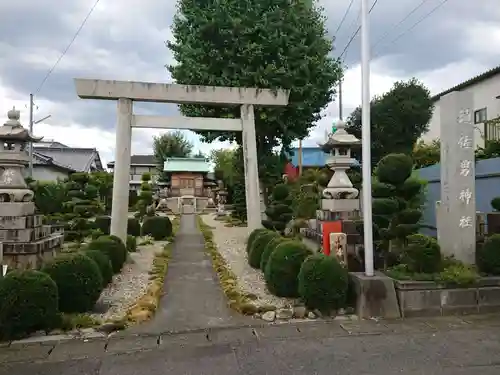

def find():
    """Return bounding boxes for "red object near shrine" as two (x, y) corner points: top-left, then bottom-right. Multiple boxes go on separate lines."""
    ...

(321, 221), (342, 255)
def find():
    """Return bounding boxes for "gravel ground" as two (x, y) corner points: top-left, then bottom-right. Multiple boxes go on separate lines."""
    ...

(90, 240), (168, 322)
(201, 214), (297, 309)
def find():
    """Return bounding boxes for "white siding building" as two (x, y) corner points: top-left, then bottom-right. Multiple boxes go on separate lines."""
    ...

(107, 155), (165, 192)
(422, 66), (500, 149)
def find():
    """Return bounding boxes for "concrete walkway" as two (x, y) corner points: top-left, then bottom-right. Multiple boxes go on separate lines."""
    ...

(3, 316), (500, 374)
(130, 214), (250, 334)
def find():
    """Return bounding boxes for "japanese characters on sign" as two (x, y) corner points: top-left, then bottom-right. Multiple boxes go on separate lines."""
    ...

(456, 112), (474, 230)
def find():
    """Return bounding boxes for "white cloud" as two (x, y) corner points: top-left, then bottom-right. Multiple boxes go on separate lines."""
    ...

(1, 0), (499, 165)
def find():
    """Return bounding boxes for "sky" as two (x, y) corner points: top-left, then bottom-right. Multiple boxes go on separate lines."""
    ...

(0, 0), (499, 167)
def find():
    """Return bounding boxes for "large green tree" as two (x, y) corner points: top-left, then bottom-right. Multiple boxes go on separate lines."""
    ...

(346, 78), (433, 166)
(167, 0), (342, 154)
(211, 148), (237, 187)
(412, 139), (440, 169)
(153, 131), (194, 163)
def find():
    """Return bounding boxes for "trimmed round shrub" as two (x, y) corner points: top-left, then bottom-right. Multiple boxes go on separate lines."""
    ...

(109, 234), (125, 247)
(142, 216), (172, 240)
(87, 236), (127, 273)
(298, 254), (349, 313)
(246, 228), (268, 254)
(260, 236), (290, 271)
(94, 216), (111, 235)
(83, 249), (113, 286)
(0, 270), (59, 340)
(376, 153), (413, 186)
(127, 217), (141, 236)
(478, 234), (500, 275)
(402, 234), (442, 274)
(492, 197), (500, 211)
(248, 231), (279, 269)
(127, 234), (137, 252)
(41, 253), (103, 313)
(264, 241), (312, 297)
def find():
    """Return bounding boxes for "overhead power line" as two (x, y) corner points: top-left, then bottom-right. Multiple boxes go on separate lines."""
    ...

(371, 0), (432, 50)
(335, 0), (356, 36)
(34, 0), (101, 95)
(373, 0), (450, 57)
(339, 0), (380, 60)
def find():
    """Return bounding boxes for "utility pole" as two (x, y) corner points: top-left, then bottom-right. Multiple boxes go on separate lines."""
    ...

(28, 93), (34, 177)
(361, 0), (374, 276)
(338, 79), (343, 120)
(298, 139), (303, 176)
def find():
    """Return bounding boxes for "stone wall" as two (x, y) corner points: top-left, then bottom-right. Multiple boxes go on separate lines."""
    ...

(395, 278), (500, 317)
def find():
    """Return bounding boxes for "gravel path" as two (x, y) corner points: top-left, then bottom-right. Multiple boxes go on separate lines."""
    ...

(91, 240), (168, 322)
(201, 214), (297, 309)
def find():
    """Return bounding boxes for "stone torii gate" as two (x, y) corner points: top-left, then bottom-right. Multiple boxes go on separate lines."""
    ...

(73, 79), (289, 242)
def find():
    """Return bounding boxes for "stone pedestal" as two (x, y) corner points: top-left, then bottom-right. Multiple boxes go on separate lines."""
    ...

(0, 108), (63, 271)
(350, 272), (401, 319)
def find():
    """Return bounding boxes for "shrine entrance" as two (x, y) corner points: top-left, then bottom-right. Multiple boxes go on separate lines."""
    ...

(73, 79), (289, 242)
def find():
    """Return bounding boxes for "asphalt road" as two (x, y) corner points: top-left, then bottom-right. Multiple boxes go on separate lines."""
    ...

(2, 317), (500, 375)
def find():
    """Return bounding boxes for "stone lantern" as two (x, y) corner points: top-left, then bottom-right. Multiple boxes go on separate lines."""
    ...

(315, 120), (361, 264)
(319, 120), (361, 214)
(0, 108), (63, 271)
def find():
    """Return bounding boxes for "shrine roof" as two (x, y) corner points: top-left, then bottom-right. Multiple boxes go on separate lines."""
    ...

(163, 157), (210, 173)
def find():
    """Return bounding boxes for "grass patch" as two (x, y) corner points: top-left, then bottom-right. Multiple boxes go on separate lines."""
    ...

(119, 217), (179, 326)
(196, 216), (261, 316)
(60, 313), (101, 331)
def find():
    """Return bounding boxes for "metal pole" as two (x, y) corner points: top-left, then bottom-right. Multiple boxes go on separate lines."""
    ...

(361, 0), (374, 276)
(339, 79), (343, 120)
(28, 93), (34, 177)
(298, 139), (303, 176)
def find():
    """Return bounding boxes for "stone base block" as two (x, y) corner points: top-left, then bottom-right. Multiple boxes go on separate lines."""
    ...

(0, 225), (51, 242)
(3, 233), (64, 255)
(321, 199), (360, 212)
(350, 272), (401, 319)
(3, 234), (63, 270)
(0, 215), (43, 229)
(0, 202), (35, 217)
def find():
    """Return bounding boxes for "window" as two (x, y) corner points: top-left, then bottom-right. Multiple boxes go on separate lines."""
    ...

(180, 179), (194, 189)
(474, 108), (487, 124)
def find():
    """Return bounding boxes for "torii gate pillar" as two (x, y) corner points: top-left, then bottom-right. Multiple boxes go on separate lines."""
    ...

(74, 79), (289, 242)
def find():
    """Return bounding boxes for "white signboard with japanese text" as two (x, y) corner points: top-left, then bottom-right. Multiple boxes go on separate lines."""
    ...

(439, 90), (476, 264)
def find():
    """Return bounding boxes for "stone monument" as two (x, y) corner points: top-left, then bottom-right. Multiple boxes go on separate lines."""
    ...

(0, 108), (63, 270)
(436, 91), (476, 264)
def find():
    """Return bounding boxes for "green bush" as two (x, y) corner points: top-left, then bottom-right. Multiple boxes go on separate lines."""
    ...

(402, 234), (442, 274)
(298, 254), (349, 313)
(87, 236), (127, 273)
(83, 249), (113, 286)
(248, 231), (279, 269)
(127, 217), (141, 236)
(262, 184), (293, 233)
(264, 240), (312, 297)
(0, 270), (60, 340)
(491, 197), (500, 211)
(246, 228), (268, 254)
(127, 234), (137, 252)
(478, 234), (500, 275)
(41, 253), (103, 313)
(260, 236), (289, 271)
(142, 216), (172, 240)
(94, 216), (111, 235)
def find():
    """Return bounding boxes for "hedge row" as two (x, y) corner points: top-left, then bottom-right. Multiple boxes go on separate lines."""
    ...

(246, 228), (349, 313)
(94, 216), (172, 240)
(0, 234), (129, 341)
